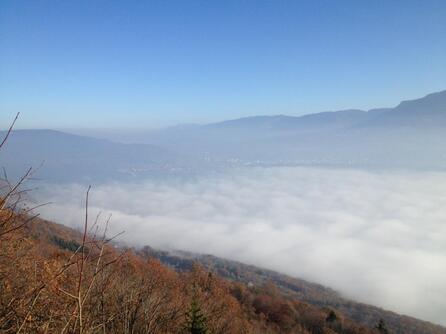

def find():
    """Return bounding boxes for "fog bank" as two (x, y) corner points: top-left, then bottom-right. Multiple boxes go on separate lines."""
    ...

(37, 167), (446, 326)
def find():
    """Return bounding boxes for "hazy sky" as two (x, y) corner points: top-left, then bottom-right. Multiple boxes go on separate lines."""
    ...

(1, 0), (446, 128)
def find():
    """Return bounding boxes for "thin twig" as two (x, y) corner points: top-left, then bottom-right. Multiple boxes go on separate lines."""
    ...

(0, 112), (19, 150)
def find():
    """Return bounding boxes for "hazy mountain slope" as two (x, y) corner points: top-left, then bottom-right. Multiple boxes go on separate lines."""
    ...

(362, 90), (446, 127)
(205, 109), (370, 132)
(0, 129), (195, 183)
(135, 90), (446, 169)
(204, 90), (446, 131)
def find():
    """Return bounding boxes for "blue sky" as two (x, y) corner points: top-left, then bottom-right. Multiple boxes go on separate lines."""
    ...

(1, 0), (446, 129)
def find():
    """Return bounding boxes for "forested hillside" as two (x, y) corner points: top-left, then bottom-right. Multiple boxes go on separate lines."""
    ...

(1, 211), (383, 334)
(141, 248), (446, 334)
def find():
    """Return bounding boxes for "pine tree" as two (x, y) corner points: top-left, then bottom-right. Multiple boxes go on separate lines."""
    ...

(184, 298), (208, 334)
(326, 310), (337, 323)
(326, 309), (343, 332)
(376, 318), (389, 334)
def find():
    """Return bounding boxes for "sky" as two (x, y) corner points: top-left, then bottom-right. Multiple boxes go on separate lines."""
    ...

(1, 0), (446, 129)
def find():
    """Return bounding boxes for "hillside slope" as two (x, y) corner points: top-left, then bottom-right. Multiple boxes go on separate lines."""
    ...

(1, 213), (384, 334)
(140, 247), (446, 334)
(0, 129), (197, 183)
(2, 212), (442, 334)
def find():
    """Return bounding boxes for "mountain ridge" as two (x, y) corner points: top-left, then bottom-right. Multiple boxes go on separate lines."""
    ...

(203, 89), (446, 130)
(3, 89), (446, 184)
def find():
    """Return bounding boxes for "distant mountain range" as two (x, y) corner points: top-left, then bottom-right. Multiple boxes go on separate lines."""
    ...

(1, 90), (446, 183)
(117, 90), (446, 170)
(136, 90), (445, 135)
(204, 90), (446, 130)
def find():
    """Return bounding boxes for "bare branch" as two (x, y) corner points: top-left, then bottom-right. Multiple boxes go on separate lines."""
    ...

(0, 112), (19, 150)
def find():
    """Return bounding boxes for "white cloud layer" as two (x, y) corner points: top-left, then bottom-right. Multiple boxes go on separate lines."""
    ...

(37, 167), (446, 326)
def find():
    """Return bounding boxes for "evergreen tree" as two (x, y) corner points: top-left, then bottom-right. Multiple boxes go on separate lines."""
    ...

(376, 318), (389, 334)
(184, 298), (208, 334)
(326, 309), (343, 332)
(326, 310), (337, 323)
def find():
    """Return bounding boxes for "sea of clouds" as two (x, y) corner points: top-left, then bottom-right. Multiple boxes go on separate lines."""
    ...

(36, 167), (446, 326)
